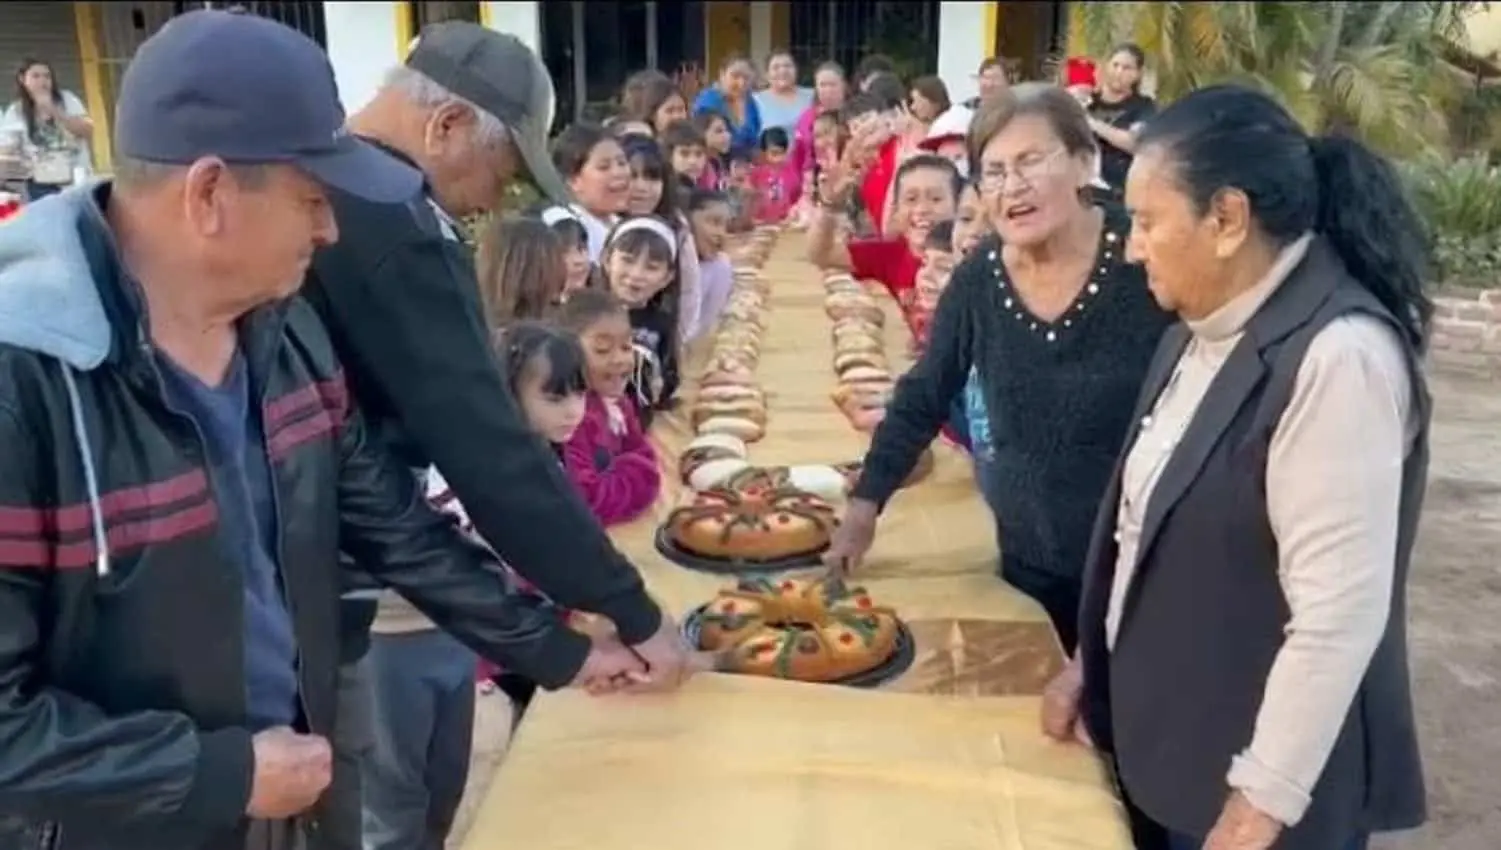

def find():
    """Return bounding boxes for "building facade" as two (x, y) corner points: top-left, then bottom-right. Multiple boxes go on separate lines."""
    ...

(2, 1), (1072, 174)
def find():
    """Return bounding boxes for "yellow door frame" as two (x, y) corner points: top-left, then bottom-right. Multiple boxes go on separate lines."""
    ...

(1066, 3), (1087, 56)
(983, 2), (999, 59)
(73, 2), (112, 173)
(397, 2), (416, 55)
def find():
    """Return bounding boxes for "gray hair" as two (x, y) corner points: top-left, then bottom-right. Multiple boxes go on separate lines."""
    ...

(382, 66), (510, 148)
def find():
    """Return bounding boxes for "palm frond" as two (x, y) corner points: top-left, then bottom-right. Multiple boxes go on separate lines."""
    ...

(1322, 44), (1445, 155)
(1072, 0), (1470, 154)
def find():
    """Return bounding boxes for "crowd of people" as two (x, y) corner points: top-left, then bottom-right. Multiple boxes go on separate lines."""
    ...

(0, 9), (1433, 850)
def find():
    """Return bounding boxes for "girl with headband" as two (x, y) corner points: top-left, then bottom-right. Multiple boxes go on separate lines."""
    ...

(600, 216), (683, 425)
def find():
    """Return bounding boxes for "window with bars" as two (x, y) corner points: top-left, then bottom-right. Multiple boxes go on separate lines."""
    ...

(84, 1), (328, 170)
(786, 1), (940, 84)
(539, 1), (705, 125)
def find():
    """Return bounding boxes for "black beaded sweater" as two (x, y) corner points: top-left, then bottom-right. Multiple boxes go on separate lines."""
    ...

(852, 205), (1173, 579)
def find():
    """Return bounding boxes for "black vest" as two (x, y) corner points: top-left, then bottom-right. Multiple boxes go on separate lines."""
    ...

(1077, 240), (1428, 846)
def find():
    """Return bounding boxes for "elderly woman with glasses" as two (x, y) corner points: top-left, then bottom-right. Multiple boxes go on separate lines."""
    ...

(825, 84), (1173, 656)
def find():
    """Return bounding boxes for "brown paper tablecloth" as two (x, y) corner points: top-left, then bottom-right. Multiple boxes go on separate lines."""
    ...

(461, 234), (1131, 849)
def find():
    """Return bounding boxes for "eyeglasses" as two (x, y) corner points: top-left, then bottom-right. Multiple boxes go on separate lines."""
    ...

(977, 148), (1068, 192)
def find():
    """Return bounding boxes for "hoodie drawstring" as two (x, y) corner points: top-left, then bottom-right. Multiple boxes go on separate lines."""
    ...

(59, 365), (110, 577)
(630, 342), (661, 411)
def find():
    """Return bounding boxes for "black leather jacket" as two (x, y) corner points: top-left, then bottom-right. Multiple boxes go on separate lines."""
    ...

(0, 186), (590, 849)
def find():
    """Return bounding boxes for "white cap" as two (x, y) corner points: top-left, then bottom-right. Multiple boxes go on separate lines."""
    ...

(918, 105), (974, 150)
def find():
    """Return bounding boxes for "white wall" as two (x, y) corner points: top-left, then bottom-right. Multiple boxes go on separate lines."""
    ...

(936, 1), (990, 104)
(324, 1), (402, 114)
(482, 1), (540, 52)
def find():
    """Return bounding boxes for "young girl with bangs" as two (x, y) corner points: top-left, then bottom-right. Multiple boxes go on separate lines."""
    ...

(620, 133), (704, 350)
(681, 187), (735, 342)
(692, 110), (734, 189)
(475, 217), (570, 325)
(557, 290), (663, 524)
(546, 215), (595, 298)
(425, 322), (589, 751)
(599, 216), (683, 424)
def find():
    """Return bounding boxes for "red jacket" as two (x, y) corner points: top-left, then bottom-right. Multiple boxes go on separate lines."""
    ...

(859, 138), (901, 237)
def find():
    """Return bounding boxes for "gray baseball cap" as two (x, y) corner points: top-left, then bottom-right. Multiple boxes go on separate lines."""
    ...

(113, 9), (421, 203)
(406, 23), (572, 205)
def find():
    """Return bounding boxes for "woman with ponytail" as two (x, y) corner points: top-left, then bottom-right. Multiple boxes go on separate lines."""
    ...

(1046, 85), (1430, 850)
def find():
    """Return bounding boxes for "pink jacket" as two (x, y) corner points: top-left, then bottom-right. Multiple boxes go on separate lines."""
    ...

(561, 393), (661, 525)
(787, 105), (825, 203)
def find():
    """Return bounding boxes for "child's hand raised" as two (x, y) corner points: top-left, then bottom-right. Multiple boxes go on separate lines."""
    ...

(816, 161), (858, 208)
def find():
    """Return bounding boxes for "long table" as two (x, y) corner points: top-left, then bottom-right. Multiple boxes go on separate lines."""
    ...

(461, 234), (1131, 849)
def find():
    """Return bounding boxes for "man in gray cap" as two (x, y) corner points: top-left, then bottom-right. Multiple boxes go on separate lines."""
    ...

(0, 11), (647, 850)
(300, 21), (693, 850)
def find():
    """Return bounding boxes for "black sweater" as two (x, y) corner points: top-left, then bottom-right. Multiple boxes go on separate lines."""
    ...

(852, 206), (1173, 579)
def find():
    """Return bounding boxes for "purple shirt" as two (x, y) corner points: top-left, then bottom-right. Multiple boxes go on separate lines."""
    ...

(685, 255), (734, 342)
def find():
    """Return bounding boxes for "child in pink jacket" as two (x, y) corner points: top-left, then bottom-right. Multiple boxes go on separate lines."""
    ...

(557, 289), (662, 524)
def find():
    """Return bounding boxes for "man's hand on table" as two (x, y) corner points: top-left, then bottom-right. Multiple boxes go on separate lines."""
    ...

(1203, 792), (1282, 850)
(566, 615), (698, 694)
(824, 498), (878, 574)
(572, 634), (650, 695)
(624, 616), (697, 693)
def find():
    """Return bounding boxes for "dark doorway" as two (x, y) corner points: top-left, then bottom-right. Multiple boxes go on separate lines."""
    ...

(787, 1), (939, 84)
(541, 0), (704, 125)
(993, 2), (1067, 82)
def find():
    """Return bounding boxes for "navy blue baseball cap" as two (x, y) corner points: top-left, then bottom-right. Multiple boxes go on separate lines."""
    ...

(113, 9), (420, 203)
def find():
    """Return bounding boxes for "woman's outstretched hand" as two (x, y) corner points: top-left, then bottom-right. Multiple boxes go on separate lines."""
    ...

(824, 497), (879, 575)
(1041, 654), (1091, 746)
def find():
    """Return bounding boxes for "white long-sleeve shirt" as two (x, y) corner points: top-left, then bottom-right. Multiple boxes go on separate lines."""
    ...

(1106, 234), (1414, 826)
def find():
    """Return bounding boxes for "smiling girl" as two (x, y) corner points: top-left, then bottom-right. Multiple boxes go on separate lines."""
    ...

(557, 290), (663, 524)
(692, 110), (734, 189)
(621, 134), (702, 339)
(546, 215), (594, 298)
(600, 216), (683, 422)
(476, 217), (569, 326)
(681, 187), (735, 343)
(432, 320), (589, 707)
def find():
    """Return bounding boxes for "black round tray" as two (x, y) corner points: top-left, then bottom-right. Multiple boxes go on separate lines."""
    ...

(654, 526), (828, 575)
(681, 604), (915, 689)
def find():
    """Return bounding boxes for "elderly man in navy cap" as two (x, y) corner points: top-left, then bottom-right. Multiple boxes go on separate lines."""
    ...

(0, 12), (646, 850)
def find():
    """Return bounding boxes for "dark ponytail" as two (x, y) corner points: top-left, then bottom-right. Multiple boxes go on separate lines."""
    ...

(1137, 85), (1433, 351)
(1309, 135), (1432, 351)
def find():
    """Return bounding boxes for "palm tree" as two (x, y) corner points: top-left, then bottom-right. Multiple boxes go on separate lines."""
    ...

(1070, 2), (1483, 156)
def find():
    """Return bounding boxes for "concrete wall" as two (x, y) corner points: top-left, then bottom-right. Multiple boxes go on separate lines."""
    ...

(325, 1), (542, 113)
(325, 1), (403, 113)
(482, 1), (539, 52)
(936, 2), (993, 104)
(1432, 289), (1501, 375)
